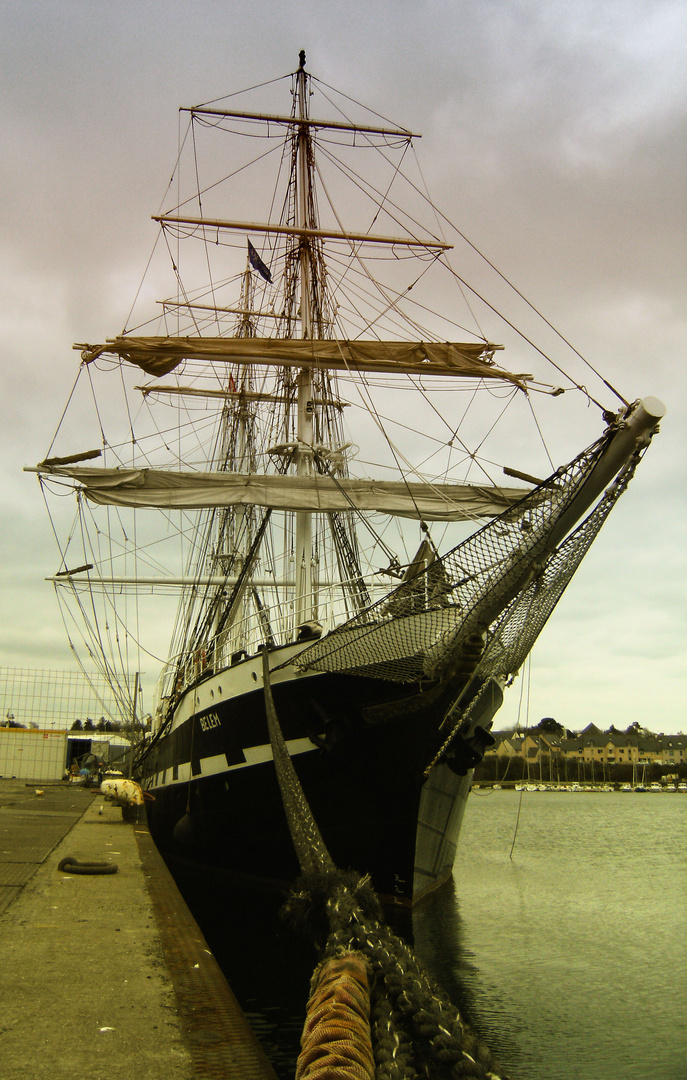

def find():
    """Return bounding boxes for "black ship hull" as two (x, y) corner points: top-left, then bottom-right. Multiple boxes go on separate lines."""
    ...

(142, 645), (502, 903)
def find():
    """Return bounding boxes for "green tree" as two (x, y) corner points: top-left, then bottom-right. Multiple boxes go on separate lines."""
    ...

(536, 717), (565, 735)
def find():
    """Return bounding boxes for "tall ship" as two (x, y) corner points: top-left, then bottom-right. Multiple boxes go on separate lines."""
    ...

(32, 54), (663, 904)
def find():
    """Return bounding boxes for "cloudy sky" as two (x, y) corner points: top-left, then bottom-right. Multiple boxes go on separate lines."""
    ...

(1, 0), (685, 734)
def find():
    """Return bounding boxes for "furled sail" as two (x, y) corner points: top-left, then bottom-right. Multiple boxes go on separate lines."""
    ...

(43, 466), (528, 520)
(78, 336), (529, 386)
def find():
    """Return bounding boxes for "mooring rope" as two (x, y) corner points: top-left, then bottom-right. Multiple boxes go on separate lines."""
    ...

(262, 649), (334, 875)
(262, 649), (508, 1080)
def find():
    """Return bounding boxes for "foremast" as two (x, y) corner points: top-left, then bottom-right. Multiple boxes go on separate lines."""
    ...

(294, 50), (316, 628)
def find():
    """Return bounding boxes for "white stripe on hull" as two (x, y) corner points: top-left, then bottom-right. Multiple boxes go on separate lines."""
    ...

(150, 736), (320, 789)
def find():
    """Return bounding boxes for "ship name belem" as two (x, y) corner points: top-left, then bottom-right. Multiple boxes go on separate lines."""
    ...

(199, 712), (222, 732)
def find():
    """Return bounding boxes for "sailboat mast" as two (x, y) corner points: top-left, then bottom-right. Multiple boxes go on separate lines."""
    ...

(294, 51), (314, 627)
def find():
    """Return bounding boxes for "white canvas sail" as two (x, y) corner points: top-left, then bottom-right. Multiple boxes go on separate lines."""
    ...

(44, 465), (528, 519)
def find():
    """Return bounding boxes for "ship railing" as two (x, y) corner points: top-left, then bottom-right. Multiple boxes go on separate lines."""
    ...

(158, 574), (390, 701)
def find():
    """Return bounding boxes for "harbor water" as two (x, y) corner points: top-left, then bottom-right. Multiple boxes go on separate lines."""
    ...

(170, 789), (687, 1080)
(420, 789), (687, 1080)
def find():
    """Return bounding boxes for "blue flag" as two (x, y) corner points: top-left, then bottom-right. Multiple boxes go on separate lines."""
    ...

(248, 240), (272, 283)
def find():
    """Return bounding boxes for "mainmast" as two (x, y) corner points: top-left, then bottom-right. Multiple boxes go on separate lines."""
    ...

(294, 50), (315, 628)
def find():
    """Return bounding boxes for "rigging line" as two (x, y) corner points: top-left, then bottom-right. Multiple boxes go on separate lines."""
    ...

(345, 133), (617, 401)
(195, 72), (292, 111)
(324, 246), (480, 337)
(40, 479), (83, 580)
(117, 359), (137, 451)
(122, 112), (193, 337)
(324, 252), (425, 340)
(441, 259), (609, 412)
(462, 391), (524, 484)
(398, 153), (629, 406)
(367, 137), (413, 233)
(525, 393), (556, 472)
(122, 230), (166, 337)
(167, 141), (284, 216)
(314, 158), (444, 339)
(406, 377), (521, 489)
(509, 652), (532, 860)
(309, 448), (399, 572)
(192, 450), (297, 652)
(76, 499), (171, 663)
(69, 504), (131, 715)
(191, 117), (221, 331)
(187, 508), (251, 651)
(129, 487), (143, 686)
(192, 114), (286, 140)
(85, 364), (108, 450)
(160, 229), (203, 335)
(311, 75), (415, 140)
(334, 239), (445, 341)
(155, 112), (194, 219)
(330, 343), (433, 525)
(410, 145), (487, 341)
(92, 501), (134, 695)
(316, 140), (447, 250)
(254, 129), (295, 286)
(344, 374), (494, 497)
(55, 592), (132, 725)
(44, 365), (86, 460)
(177, 512), (218, 646)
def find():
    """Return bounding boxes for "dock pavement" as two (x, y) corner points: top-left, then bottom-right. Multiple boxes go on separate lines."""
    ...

(0, 778), (278, 1080)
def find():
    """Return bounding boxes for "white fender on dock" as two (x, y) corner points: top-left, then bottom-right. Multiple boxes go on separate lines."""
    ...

(100, 777), (145, 807)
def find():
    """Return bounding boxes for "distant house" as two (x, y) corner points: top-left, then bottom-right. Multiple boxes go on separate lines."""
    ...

(485, 727), (686, 771)
(637, 735), (687, 765)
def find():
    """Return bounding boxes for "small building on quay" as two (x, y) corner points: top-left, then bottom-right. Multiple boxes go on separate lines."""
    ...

(0, 724), (132, 782)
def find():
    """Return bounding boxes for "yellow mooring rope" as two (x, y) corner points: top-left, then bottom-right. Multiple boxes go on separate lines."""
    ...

(296, 952), (375, 1080)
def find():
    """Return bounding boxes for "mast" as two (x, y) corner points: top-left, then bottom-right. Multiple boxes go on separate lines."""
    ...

(295, 50), (314, 628)
(223, 264), (254, 653)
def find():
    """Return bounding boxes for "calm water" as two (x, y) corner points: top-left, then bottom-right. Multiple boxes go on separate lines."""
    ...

(170, 790), (687, 1080)
(420, 790), (687, 1080)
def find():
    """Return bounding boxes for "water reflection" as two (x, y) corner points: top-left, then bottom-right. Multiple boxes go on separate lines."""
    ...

(411, 880), (477, 1023)
(411, 880), (526, 1075)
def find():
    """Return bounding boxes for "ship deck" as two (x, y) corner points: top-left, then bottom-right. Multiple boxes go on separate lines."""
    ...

(0, 778), (277, 1080)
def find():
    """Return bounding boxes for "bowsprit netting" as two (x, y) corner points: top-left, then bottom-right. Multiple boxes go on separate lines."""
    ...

(295, 428), (645, 685)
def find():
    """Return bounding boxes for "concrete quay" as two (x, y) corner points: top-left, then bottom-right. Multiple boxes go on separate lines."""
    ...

(0, 779), (278, 1080)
